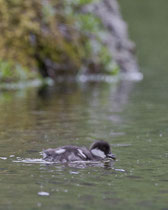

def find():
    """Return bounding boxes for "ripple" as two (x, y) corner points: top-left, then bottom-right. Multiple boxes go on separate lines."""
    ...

(13, 158), (53, 164)
(38, 191), (50, 196)
(13, 158), (115, 168)
(115, 169), (125, 172)
(0, 157), (7, 160)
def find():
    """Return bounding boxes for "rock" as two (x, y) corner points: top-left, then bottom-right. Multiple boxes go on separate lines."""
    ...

(84, 0), (139, 73)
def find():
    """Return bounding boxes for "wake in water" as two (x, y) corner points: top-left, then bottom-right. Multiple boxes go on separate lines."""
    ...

(13, 158), (114, 168)
(11, 157), (124, 171)
(0, 155), (125, 171)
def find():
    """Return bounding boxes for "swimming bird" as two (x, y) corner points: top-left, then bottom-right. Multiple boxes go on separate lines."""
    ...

(42, 140), (116, 163)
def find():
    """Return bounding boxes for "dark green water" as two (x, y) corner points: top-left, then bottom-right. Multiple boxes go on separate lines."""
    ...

(0, 0), (168, 209)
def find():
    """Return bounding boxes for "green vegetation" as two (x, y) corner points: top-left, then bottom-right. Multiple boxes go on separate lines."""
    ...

(0, 0), (119, 83)
(0, 59), (38, 82)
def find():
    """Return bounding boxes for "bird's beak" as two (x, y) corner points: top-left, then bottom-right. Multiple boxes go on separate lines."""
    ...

(107, 153), (116, 160)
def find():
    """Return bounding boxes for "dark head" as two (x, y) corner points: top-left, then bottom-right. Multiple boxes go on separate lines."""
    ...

(90, 140), (116, 160)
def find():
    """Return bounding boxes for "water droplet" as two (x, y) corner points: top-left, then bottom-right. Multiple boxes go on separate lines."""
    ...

(115, 169), (125, 172)
(10, 155), (15, 158)
(64, 189), (68, 193)
(69, 171), (79, 175)
(0, 157), (7, 160)
(38, 191), (50, 196)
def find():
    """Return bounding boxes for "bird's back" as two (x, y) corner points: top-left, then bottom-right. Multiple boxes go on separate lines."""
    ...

(42, 145), (93, 162)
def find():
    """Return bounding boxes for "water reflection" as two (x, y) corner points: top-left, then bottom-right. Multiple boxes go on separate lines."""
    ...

(37, 79), (135, 112)
(0, 79), (136, 161)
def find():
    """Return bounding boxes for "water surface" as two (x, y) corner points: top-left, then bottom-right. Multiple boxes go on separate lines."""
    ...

(0, 77), (167, 210)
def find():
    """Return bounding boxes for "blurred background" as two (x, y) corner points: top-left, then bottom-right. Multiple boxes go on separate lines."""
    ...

(0, 0), (139, 85)
(0, 0), (168, 209)
(119, 0), (168, 79)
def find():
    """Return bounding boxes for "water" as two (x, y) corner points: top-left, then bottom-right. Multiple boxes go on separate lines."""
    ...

(0, 78), (167, 210)
(0, 0), (168, 209)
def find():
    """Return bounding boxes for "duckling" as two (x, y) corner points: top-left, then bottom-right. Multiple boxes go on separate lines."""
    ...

(42, 140), (116, 163)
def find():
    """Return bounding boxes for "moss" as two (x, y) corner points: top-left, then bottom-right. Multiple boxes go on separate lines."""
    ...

(0, 0), (119, 83)
(0, 60), (38, 82)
